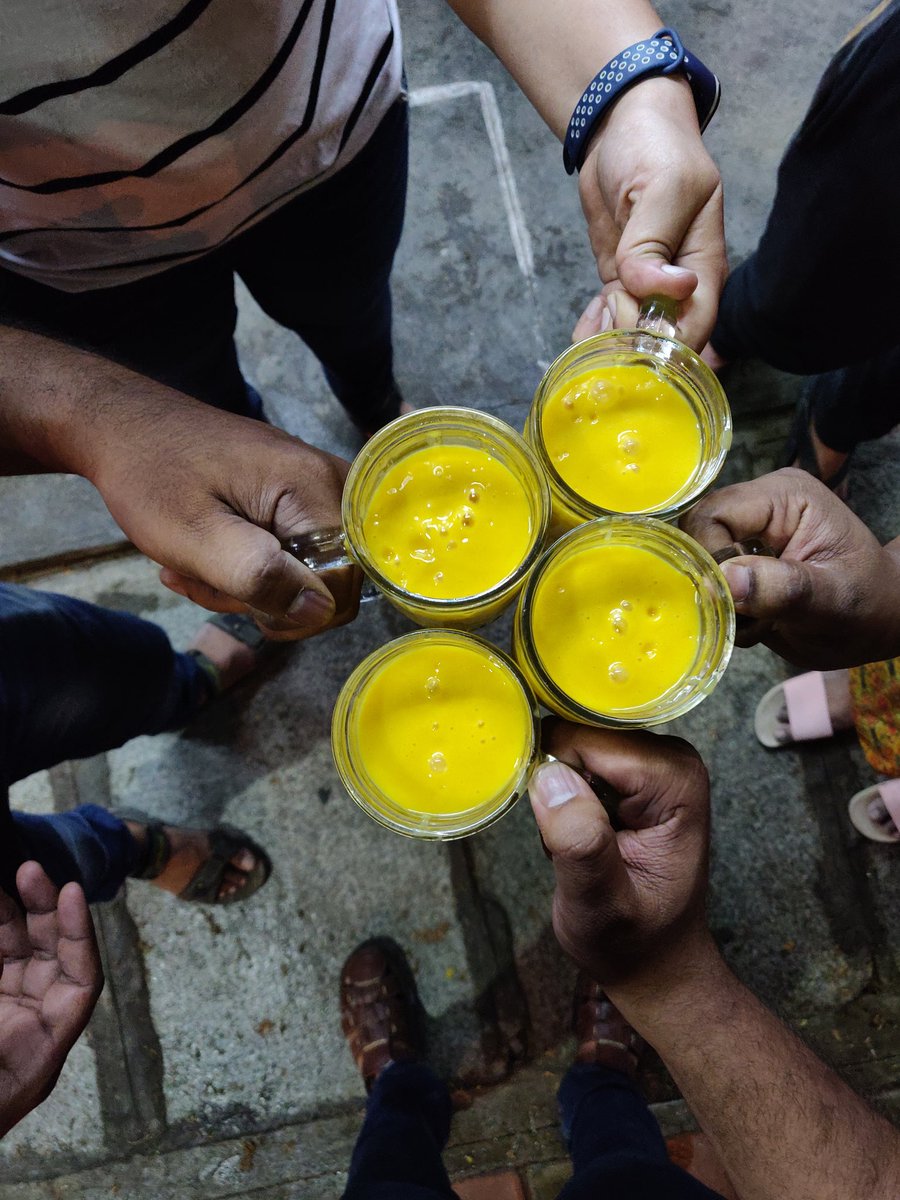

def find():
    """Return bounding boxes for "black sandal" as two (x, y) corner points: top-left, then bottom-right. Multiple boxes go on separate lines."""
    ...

(784, 391), (853, 495)
(118, 808), (272, 906)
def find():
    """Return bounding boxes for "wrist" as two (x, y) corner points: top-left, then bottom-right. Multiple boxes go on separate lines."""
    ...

(580, 73), (699, 169)
(605, 930), (733, 1033)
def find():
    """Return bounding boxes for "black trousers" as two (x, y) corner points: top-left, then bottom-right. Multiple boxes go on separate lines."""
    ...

(341, 1062), (725, 1199)
(711, 1), (900, 451)
(0, 98), (409, 431)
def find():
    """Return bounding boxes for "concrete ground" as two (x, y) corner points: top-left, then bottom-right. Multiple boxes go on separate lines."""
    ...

(2, 1), (898, 1196)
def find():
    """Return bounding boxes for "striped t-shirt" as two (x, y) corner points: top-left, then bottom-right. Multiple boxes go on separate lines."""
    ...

(0, 0), (403, 291)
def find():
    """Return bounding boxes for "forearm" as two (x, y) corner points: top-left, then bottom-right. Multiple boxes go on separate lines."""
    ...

(0, 323), (179, 479)
(445, 0), (693, 139)
(610, 944), (900, 1200)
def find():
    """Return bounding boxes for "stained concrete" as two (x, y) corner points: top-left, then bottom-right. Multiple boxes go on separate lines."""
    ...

(2, 0), (898, 1193)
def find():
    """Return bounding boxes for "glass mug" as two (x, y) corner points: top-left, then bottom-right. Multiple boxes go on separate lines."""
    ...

(332, 628), (541, 840)
(525, 297), (732, 531)
(288, 407), (551, 629)
(513, 516), (735, 728)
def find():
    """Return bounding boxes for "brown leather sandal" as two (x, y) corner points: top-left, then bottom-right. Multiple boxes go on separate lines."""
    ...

(339, 937), (425, 1091)
(573, 972), (644, 1076)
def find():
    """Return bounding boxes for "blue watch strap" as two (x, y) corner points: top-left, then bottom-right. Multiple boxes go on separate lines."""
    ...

(563, 27), (721, 175)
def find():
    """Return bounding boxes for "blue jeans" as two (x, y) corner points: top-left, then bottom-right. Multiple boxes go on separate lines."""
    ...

(341, 1062), (726, 1199)
(0, 584), (210, 904)
(0, 97), (409, 431)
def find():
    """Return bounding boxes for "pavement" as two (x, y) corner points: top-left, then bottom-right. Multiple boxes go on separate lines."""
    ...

(1, 2), (898, 1196)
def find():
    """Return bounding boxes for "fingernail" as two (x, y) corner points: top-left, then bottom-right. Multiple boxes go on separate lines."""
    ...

(660, 263), (692, 277)
(531, 762), (580, 809)
(722, 562), (751, 603)
(583, 294), (604, 323)
(606, 293), (617, 323)
(286, 588), (334, 624)
(598, 306), (612, 334)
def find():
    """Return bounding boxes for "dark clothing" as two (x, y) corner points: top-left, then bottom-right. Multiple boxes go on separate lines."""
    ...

(711, 2), (900, 452)
(341, 1061), (726, 1199)
(0, 583), (210, 903)
(0, 97), (409, 431)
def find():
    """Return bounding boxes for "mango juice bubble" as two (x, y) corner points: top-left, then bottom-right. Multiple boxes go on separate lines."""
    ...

(526, 325), (731, 527)
(361, 444), (532, 601)
(332, 630), (539, 839)
(530, 543), (700, 713)
(341, 407), (550, 628)
(514, 518), (735, 728)
(541, 364), (702, 515)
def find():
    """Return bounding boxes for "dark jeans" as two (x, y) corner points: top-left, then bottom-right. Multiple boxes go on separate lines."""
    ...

(0, 584), (210, 904)
(0, 98), (409, 431)
(341, 1062), (726, 1200)
(711, 0), (900, 451)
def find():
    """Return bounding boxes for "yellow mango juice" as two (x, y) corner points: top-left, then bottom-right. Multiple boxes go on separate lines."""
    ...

(361, 444), (532, 601)
(333, 632), (539, 838)
(540, 364), (701, 517)
(512, 518), (736, 727)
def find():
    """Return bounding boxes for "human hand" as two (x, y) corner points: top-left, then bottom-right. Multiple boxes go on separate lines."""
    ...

(572, 78), (726, 351)
(0, 863), (103, 1138)
(682, 468), (900, 668)
(528, 720), (714, 994)
(88, 392), (359, 640)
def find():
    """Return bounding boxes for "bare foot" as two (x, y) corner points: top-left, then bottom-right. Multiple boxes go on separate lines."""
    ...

(866, 792), (900, 841)
(773, 669), (854, 745)
(125, 821), (261, 901)
(189, 620), (263, 693)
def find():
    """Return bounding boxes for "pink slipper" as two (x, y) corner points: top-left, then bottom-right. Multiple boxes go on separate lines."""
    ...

(754, 672), (834, 749)
(848, 779), (900, 844)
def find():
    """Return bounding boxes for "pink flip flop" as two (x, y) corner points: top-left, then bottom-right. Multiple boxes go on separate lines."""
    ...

(754, 672), (834, 749)
(848, 778), (900, 844)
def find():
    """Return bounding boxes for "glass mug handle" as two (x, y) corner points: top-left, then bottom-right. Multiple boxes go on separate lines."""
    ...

(635, 294), (679, 340)
(282, 527), (378, 624)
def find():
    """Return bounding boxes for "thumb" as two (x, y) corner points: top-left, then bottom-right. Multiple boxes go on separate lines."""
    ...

(615, 182), (699, 305)
(721, 555), (822, 624)
(529, 761), (632, 911)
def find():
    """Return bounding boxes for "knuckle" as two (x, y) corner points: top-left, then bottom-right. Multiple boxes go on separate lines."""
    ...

(232, 542), (291, 608)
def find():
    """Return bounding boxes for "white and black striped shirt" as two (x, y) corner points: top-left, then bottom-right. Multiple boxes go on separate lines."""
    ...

(0, 0), (403, 291)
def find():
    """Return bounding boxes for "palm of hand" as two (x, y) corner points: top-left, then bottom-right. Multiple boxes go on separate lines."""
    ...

(0, 866), (102, 1136)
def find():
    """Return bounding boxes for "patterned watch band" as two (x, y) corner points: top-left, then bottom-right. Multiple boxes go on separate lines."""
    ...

(563, 27), (721, 175)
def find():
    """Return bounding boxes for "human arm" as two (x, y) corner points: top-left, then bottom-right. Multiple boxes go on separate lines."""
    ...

(0, 863), (103, 1138)
(681, 467), (900, 667)
(0, 324), (358, 637)
(444, 0), (726, 348)
(528, 721), (900, 1200)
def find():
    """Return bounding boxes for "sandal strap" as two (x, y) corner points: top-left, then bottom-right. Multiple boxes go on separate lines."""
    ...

(177, 824), (271, 905)
(117, 809), (172, 881)
(205, 612), (269, 650)
(784, 672), (834, 743)
(185, 648), (224, 696)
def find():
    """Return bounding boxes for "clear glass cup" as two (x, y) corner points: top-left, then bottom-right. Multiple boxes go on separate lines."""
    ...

(525, 298), (732, 531)
(332, 629), (541, 840)
(513, 516), (735, 728)
(288, 407), (551, 629)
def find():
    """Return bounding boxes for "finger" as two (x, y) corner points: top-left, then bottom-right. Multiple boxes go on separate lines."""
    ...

(720, 555), (835, 628)
(17, 861), (61, 961)
(615, 186), (724, 350)
(167, 516), (336, 635)
(681, 468), (816, 555)
(55, 884), (103, 996)
(572, 294), (608, 342)
(529, 760), (633, 908)
(159, 568), (249, 614)
(0, 878), (29, 966)
(542, 720), (706, 831)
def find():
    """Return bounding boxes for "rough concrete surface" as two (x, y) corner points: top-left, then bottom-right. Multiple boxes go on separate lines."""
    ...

(2, 0), (898, 1195)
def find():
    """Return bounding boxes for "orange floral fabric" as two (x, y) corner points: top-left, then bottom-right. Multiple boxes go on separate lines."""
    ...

(849, 657), (900, 777)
